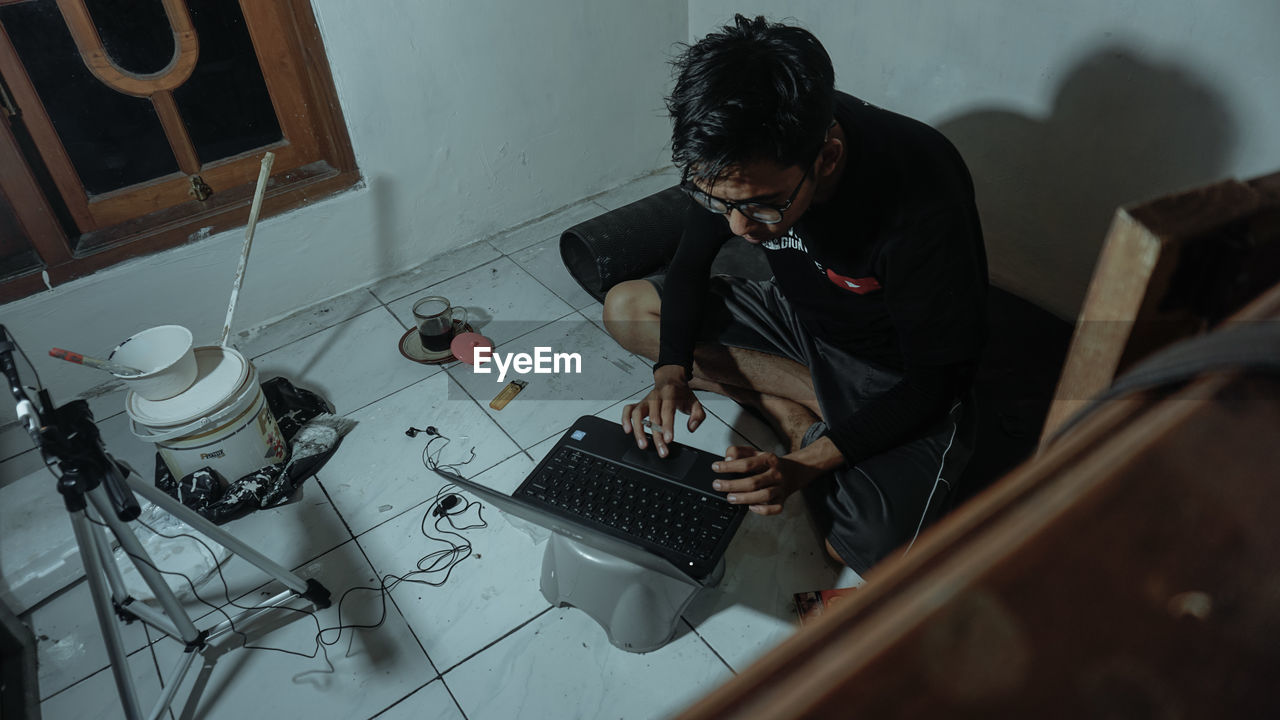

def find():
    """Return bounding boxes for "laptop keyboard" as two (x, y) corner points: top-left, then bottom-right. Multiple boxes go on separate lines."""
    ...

(515, 447), (738, 561)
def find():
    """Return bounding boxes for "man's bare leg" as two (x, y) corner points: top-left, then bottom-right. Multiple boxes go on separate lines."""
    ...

(690, 375), (817, 452)
(603, 279), (821, 451)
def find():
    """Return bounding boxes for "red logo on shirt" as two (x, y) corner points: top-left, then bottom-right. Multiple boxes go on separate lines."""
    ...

(826, 269), (882, 294)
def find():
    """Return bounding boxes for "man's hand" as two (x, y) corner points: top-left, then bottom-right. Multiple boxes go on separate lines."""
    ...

(710, 446), (818, 515)
(621, 365), (705, 457)
(710, 436), (845, 515)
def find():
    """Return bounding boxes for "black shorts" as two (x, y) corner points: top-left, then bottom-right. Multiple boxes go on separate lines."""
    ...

(648, 275), (974, 574)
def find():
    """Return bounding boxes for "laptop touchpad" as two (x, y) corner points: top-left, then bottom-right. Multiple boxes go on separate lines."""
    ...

(621, 444), (697, 479)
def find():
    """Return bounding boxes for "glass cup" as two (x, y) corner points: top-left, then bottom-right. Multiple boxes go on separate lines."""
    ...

(412, 296), (468, 352)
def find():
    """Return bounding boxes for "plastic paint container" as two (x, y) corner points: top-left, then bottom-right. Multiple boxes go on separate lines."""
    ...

(109, 325), (198, 401)
(126, 346), (286, 483)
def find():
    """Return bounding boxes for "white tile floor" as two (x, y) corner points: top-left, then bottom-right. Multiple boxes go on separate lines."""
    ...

(12, 168), (847, 720)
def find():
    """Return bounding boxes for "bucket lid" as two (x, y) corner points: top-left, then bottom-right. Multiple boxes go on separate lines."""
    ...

(126, 346), (249, 427)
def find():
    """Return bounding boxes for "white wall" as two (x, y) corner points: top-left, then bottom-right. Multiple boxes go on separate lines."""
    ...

(691, 0), (1280, 318)
(0, 0), (685, 444)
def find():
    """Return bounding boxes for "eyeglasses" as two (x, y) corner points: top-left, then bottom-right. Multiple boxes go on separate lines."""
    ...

(680, 162), (814, 224)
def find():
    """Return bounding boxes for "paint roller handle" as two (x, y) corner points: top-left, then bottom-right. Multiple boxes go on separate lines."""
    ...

(220, 151), (276, 347)
(49, 348), (144, 376)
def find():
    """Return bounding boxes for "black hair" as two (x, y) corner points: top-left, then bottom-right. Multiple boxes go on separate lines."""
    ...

(666, 14), (836, 184)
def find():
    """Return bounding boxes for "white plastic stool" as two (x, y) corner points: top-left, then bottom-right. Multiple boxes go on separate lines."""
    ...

(539, 532), (725, 653)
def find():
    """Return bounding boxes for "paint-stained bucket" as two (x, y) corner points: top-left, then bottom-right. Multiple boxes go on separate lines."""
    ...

(126, 346), (287, 482)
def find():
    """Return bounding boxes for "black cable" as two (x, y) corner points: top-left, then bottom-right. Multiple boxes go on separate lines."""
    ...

(80, 481), (487, 666)
(421, 432), (477, 476)
(53, 418), (489, 668)
(1, 324), (43, 395)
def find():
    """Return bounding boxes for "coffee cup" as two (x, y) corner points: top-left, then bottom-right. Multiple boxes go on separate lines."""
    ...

(412, 296), (468, 352)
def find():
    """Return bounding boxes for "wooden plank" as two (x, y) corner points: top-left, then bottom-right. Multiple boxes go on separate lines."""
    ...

(1039, 209), (1167, 439)
(1039, 177), (1272, 444)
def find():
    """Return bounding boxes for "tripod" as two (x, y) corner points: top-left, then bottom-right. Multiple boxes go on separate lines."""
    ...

(1, 327), (330, 720)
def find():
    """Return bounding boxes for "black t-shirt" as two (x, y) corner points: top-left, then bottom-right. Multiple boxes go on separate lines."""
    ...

(657, 92), (989, 464)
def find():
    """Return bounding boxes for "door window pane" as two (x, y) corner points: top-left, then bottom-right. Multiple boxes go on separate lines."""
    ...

(173, 0), (282, 164)
(84, 0), (173, 75)
(0, 0), (179, 195)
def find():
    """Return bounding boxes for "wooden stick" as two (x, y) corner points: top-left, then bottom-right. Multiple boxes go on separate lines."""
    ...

(220, 152), (275, 347)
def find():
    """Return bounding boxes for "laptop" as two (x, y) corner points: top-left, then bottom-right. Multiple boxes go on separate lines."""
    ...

(437, 415), (747, 585)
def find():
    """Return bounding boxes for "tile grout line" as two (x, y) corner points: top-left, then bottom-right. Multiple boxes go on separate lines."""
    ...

(484, 183), (634, 257)
(438, 605), (555, 677)
(365, 242), (501, 307)
(501, 236), (601, 313)
(365, 676), (473, 720)
(363, 679), (434, 719)
(369, 289), (408, 331)
(371, 253), (506, 307)
(439, 367), (530, 460)
(488, 168), (674, 257)
(680, 616), (739, 676)
(238, 296), (386, 361)
(435, 675), (473, 720)
(333, 368), (442, 422)
(36, 636), (160, 706)
(146, 621), (181, 720)
(344, 522), (448, 680)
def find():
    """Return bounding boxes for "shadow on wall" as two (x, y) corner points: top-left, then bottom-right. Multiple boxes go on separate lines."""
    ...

(938, 46), (1235, 319)
(370, 174), (399, 281)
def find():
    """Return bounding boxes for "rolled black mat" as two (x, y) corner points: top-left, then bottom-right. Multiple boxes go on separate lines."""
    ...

(559, 186), (688, 302)
(559, 185), (770, 302)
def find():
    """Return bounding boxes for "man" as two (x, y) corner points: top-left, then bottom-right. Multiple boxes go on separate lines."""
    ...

(602, 15), (987, 576)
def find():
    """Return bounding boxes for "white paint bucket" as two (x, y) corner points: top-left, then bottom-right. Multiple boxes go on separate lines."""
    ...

(126, 346), (287, 483)
(110, 325), (198, 401)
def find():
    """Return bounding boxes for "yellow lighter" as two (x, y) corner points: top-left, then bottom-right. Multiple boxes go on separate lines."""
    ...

(489, 379), (527, 410)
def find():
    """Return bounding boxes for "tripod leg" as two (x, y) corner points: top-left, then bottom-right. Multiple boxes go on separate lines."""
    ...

(68, 510), (143, 720)
(86, 504), (131, 604)
(126, 472), (329, 606)
(83, 501), (190, 640)
(86, 487), (204, 645)
(150, 649), (198, 720)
